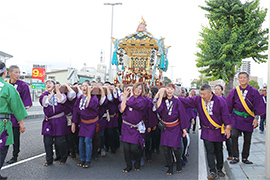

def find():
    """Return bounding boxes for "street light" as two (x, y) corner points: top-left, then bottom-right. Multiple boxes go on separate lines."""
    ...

(104, 2), (122, 83)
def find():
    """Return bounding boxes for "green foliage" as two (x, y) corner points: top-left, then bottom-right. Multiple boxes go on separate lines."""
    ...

(248, 79), (260, 89)
(191, 75), (209, 89)
(197, 0), (268, 84)
(163, 76), (172, 86)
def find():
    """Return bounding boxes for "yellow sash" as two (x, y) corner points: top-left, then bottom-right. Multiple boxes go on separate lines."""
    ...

(201, 98), (225, 134)
(6, 79), (9, 83)
(235, 86), (255, 117)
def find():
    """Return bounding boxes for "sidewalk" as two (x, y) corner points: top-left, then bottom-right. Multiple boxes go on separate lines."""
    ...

(224, 128), (269, 179)
(25, 101), (44, 119)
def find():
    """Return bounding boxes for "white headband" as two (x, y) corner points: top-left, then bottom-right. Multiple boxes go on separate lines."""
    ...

(0, 67), (6, 74)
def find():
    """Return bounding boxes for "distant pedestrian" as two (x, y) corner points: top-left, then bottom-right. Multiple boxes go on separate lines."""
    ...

(259, 87), (267, 134)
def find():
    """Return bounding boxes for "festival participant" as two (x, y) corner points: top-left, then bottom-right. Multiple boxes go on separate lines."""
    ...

(143, 86), (156, 163)
(0, 62), (27, 180)
(120, 82), (147, 173)
(149, 87), (160, 154)
(92, 83), (107, 159)
(104, 82), (120, 155)
(226, 72), (265, 165)
(154, 83), (189, 175)
(6, 65), (32, 164)
(189, 90), (197, 134)
(39, 79), (68, 166)
(62, 83), (78, 160)
(71, 81), (99, 168)
(214, 84), (233, 161)
(179, 84), (231, 179)
(259, 87), (267, 134)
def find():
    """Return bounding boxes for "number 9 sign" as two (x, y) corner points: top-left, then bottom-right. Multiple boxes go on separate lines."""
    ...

(32, 67), (46, 82)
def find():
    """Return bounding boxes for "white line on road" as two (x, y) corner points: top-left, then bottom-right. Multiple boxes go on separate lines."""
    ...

(198, 117), (208, 180)
(2, 153), (46, 170)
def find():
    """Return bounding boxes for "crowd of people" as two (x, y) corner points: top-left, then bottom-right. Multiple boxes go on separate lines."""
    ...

(0, 61), (267, 180)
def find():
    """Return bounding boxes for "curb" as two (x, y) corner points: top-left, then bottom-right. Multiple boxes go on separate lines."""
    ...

(25, 114), (44, 120)
(224, 160), (248, 180)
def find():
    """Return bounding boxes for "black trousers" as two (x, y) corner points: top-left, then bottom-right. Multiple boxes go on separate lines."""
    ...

(12, 127), (20, 158)
(123, 142), (142, 169)
(105, 127), (119, 153)
(163, 146), (181, 168)
(66, 133), (76, 157)
(92, 131), (101, 158)
(43, 135), (67, 163)
(0, 146), (9, 169)
(144, 133), (152, 160)
(203, 140), (223, 173)
(225, 137), (233, 157)
(231, 128), (252, 159)
(151, 129), (160, 152)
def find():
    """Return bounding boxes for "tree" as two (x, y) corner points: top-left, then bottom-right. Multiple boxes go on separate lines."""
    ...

(191, 74), (209, 89)
(196, 0), (268, 96)
(163, 76), (172, 86)
(248, 80), (260, 89)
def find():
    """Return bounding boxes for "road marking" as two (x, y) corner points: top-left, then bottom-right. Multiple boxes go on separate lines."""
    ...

(198, 117), (208, 180)
(2, 153), (46, 170)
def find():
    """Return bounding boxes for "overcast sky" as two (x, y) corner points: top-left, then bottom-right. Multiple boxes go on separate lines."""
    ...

(0, 0), (269, 86)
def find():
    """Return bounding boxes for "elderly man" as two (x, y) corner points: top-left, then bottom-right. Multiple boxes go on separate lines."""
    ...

(179, 84), (231, 180)
(0, 62), (27, 179)
(6, 65), (32, 164)
(226, 72), (265, 164)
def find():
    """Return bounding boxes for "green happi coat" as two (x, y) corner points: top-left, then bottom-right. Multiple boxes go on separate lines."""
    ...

(0, 77), (28, 146)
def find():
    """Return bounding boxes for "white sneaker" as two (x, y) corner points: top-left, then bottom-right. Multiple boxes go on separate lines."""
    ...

(101, 148), (106, 157)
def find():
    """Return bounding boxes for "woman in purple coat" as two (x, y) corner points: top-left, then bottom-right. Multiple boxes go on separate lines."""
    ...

(39, 80), (68, 166)
(120, 82), (147, 173)
(154, 83), (189, 175)
(71, 81), (99, 168)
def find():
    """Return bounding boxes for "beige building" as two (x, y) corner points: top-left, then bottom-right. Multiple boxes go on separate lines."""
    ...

(46, 69), (69, 84)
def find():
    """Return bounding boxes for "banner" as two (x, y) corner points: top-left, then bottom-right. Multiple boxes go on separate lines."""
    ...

(32, 67), (46, 82)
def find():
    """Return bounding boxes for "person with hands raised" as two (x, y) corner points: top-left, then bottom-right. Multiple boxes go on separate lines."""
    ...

(39, 80), (69, 167)
(153, 83), (189, 176)
(71, 81), (99, 168)
(120, 83), (147, 173)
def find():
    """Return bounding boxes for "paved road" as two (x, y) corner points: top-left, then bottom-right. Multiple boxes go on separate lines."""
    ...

(1, 117), (199, 180)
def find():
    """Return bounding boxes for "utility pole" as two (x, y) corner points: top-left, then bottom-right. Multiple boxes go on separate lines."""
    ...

(265, 6), (270, 178)
(170, 65), (175, 83)
(104, 3), (122, 82)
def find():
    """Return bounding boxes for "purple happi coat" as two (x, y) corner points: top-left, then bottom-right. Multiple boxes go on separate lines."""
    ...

(260, 94), (267, 119)
(39, 91), (68, 136)
(179, 94), (231, 142)
(97, 95), (108, 132)
(9, 80), (32, 127)
(226, 85), (266, 132)
(186, 108), (196, 120)
(63, 93), (77, 134)
(106, 92), (120, 129)
(120, 95), (147, 145)
(147, 97), (159, 128)
(72, 94), (99, 138)
(155, 96), (190, 148)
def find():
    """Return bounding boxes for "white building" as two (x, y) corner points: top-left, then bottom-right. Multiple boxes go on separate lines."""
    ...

(0, 51), (13, 63)
(236, 61), (251, 75)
